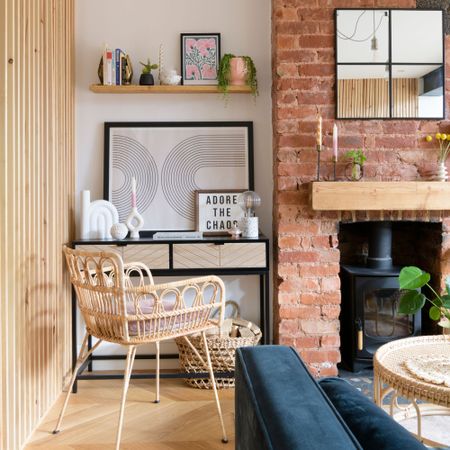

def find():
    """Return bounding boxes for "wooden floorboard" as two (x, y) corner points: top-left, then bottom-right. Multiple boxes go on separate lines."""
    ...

(25, 378), (235, 449)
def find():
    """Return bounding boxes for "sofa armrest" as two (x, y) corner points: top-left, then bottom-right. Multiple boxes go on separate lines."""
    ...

(235, 346), (362, 450)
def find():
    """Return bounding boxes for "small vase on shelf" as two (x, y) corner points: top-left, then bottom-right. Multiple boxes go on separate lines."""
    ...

(435, 161), (448, 182)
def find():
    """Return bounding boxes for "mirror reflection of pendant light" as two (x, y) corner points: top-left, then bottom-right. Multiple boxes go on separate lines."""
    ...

(371, 10), (378, 51)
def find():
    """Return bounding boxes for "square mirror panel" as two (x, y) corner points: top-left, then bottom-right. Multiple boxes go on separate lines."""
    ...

(336, 9), (445, 119)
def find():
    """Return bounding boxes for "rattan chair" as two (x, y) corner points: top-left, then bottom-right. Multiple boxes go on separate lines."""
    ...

(53, 246), (228, 449)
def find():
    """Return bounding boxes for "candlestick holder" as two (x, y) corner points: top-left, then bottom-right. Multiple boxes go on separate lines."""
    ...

(316, 144), (322, 180)
(333, 156), (337, 181)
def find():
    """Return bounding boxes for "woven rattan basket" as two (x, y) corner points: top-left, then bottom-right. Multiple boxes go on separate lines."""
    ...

(175, 302), (262, 389)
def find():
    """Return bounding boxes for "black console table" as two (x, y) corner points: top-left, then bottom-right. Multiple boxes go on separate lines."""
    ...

(70, 234), (270, 391)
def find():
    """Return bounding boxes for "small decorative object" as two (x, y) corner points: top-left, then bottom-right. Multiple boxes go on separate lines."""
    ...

(139, 58), (158, 86)
(160, 69), (182, 85)
(196, 190), (246, 236)
(80, 190), (119, 239)
(332, 123), (338, 180)
(218, 54), (258, 97)
(125, 177), (144, 239)
(238, 191), (261, 238)
(180, 33), (221, 85)
(344, 149), (366, 181)
(398, 266), (450, 329)
(425, 133), (450, 181)
(228, 224), (242, 239)
(405, 356), (450, 387)
(110, 223), (128, 240)
(316, 112), (322, 180)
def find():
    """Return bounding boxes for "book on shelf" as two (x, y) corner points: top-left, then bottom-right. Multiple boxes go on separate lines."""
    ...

(103, 46), (128, 86)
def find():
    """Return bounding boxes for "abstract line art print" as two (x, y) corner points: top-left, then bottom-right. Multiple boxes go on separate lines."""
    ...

(104, 122), (253, 232)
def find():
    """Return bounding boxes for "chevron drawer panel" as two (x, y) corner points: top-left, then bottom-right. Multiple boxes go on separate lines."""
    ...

(221, 243), (266, 268)
(173, 243), (220, 269)
(122, 244), (169, 269)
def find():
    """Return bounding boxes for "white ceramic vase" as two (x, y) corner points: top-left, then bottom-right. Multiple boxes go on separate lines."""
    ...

(110, 223), (128, 240)
(126, 207), (144, 239)
(436, 161), (448, 182)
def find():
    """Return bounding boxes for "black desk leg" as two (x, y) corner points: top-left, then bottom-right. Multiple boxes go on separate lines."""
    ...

(260, 274), (269, 345)
(71, 287), (78, 393)
(88, 335), (93, 372)
(264, 272), (270, 344)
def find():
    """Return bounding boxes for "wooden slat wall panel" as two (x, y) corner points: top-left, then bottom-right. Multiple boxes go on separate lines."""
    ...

(338, 78), (418, 118)
(0, 0), (74, 448)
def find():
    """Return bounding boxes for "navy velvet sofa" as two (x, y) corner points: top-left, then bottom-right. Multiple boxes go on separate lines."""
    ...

(235, 346), (426, 450)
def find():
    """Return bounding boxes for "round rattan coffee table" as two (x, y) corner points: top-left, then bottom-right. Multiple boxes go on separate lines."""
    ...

(374, 335), (450, 448)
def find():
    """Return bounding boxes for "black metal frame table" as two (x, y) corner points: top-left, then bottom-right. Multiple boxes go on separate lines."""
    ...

(70, 235), (270, 392)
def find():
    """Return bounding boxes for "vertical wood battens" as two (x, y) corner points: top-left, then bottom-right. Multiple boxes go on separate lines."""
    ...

(0, 0), (74, 448)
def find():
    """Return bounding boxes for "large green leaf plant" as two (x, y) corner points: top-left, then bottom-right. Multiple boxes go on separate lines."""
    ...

(398, 266), (450, 329)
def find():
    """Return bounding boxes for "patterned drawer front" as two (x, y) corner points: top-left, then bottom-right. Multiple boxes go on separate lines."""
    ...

(75, 245), (122, 258)
(220, 243), (266, 268)
(173, 244), (220, 269)
(122, 244), (169, 269)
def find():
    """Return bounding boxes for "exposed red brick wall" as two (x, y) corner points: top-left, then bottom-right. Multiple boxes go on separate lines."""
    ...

(272, 0), (450, 376)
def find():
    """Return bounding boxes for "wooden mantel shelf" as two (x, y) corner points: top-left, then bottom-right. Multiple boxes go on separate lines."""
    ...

(311, 181), (450, 211)
(89, 84), (252, 94)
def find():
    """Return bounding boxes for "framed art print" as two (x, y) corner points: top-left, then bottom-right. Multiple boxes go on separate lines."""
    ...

(180, 33), (221, 85)
(196, 190), (246, 236)
(104, 122), (253, 233)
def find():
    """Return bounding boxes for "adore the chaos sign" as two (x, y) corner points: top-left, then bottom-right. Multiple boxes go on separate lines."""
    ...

(196, 190), (245, 235)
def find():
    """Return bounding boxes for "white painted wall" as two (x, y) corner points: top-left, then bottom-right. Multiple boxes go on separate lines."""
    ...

(75, 0), (273, 368)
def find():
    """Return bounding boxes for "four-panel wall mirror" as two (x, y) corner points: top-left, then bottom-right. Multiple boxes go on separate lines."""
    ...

(335, 9), (445, 119)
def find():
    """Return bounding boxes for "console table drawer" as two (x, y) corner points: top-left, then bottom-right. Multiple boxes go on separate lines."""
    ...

(75, 245), (122, 257)
(173, 244), (220, 268)
(122, 244), (169, 269)
(221, 243), (266, 268)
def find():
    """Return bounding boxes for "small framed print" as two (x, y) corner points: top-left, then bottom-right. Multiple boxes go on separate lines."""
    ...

(196, 190), (245, 235)
(180, 33), (221, 85)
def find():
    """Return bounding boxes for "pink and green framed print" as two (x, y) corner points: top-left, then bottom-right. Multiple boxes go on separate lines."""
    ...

(180, 33), (221, 85)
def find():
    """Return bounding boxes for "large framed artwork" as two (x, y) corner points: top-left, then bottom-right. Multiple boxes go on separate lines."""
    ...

(180, 33), (221, 85)
(104, 122), (253, 233)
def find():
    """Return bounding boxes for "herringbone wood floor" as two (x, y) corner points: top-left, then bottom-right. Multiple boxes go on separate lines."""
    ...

(26, 377), (235, 449)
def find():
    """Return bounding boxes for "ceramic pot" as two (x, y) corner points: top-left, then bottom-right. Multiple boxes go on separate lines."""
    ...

(229, 57), (247, 86)
(139, 73), (154, 86)
(435, 161), (448, 182)
(345, 162), (363, 181)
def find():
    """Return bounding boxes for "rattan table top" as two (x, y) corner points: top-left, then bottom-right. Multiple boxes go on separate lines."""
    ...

(374, 335), (450, 408)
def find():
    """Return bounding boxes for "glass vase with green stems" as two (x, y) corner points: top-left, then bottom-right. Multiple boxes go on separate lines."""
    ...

(398, 266), (450, 329)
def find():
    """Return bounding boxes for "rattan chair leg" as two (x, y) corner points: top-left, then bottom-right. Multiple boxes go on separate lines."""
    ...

(154, 341), (160, 403)
(53, 333), (103, 434)
(201, 331), (228, 444)
(115, 345), (137, 450)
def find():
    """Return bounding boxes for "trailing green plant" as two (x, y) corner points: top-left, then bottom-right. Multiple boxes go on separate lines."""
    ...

(140, 58), (158, 74)
(344, 149), (367, 166)
(218, 54), (258, 97)
(398, 266), (450, 329)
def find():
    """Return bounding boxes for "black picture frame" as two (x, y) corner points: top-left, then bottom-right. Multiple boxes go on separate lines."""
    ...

(104, 121), (254, 235)
(335, 8), (445, 120)
(180, 33), (221, 85)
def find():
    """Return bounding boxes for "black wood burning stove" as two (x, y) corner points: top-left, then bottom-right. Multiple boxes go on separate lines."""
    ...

(340, 222), (421, 372)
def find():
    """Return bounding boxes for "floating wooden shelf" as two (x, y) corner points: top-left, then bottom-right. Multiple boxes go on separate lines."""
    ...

(89, 84), (252, 94)
(311, 181), (450, 211)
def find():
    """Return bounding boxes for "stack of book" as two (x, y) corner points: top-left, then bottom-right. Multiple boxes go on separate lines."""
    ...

(102, 46), (130, 86)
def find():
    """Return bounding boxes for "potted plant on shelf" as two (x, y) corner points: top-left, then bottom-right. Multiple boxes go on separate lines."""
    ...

(139, 59), (158, 86)
(398, 266), (450, 329)
(344, 149), (366, 181)
(218, 54), (258, 97)
(425, 133), (450, 181)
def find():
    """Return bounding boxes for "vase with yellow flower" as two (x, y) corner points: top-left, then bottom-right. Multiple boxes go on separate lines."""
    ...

(425, 133), (450, 181)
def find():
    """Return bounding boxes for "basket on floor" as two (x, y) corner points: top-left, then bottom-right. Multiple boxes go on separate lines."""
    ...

(175, 301), (262, 389)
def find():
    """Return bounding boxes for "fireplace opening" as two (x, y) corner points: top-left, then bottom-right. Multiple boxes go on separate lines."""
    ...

(338, 221), (442, 372)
